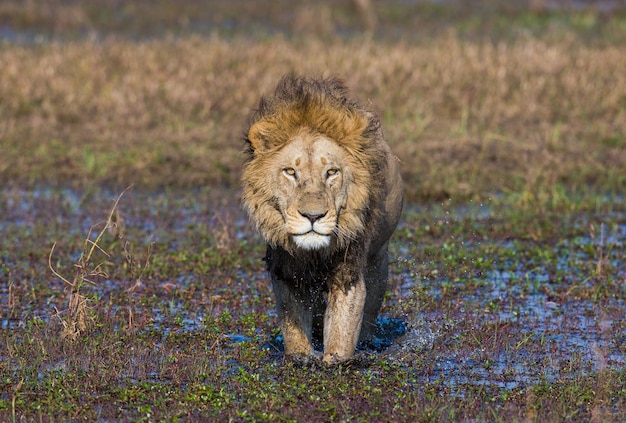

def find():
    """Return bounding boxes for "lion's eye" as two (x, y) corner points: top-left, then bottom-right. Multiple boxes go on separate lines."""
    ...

(283, 168), (297, 178)
(326, 168), (339, 178)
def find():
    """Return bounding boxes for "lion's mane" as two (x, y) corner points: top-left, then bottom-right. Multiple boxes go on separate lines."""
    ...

(242, 75), (387, 254)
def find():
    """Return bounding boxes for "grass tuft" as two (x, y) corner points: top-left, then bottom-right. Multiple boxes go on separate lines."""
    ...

(48, 188), (130, 340)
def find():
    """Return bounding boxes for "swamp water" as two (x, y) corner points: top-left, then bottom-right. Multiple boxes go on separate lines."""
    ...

(1, 188), (624, 395)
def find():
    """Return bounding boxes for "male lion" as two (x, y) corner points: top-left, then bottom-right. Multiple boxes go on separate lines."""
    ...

(242, 75), (403, 364)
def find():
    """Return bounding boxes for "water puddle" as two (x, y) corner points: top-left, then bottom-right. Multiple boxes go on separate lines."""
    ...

(388, 206), (626, 392)
(1, 188), (625, 394)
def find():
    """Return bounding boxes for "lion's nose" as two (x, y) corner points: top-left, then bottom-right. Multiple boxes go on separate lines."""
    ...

(299, 211), (327, 223)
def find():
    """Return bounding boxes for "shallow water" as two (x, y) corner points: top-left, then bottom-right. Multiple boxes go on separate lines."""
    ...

(388, 205), (626, 392)
(1, 188), (625, 394)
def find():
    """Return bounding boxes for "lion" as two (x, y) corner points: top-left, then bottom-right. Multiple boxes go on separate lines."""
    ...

(242, 75), (403, 364)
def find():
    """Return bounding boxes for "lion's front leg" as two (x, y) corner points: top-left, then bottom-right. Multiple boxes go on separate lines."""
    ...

(322, 274), (366, 364)
(271, 277), (314, 358)
(359, 244), (389, 342)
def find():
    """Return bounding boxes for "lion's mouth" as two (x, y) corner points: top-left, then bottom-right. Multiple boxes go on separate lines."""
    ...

(292, 231), (331, 250)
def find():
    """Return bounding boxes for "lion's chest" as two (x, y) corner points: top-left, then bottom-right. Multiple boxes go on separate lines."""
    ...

(264, 246), (340, 291)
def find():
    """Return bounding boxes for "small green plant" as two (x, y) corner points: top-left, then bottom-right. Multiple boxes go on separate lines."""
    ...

(590, 223), (610, 279)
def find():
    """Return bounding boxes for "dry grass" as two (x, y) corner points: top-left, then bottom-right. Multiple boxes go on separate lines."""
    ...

(48, 189), (128, 340)
(1, 33), (624, 201)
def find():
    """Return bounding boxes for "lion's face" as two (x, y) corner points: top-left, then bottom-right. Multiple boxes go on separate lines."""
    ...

(243, 126), (370, 255)
(272, 133), (349, 250)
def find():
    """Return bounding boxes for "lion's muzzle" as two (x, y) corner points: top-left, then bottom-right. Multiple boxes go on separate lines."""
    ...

(299, 210), (327, 223)
(290, 209), (335, 250)
(288, 191), (336, 250)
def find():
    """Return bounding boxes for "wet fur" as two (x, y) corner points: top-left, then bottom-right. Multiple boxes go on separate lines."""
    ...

(242, 75), (403, 363)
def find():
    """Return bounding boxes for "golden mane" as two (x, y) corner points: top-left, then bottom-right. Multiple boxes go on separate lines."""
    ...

(244, 75), (382, 163)
(242, 75), (388, 253)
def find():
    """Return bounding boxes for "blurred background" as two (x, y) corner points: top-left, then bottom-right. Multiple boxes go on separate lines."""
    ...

(1, 0), (625, 41)
(1, 1), (625, 201)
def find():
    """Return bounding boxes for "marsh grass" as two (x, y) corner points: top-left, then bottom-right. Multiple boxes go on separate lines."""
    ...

(1, 28), (625, 202)
(1, 188), (624, 421)
(48, 189), (129, 340)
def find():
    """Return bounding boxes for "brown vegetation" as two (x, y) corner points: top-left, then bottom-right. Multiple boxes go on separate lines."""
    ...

(1, 33), (624, 201)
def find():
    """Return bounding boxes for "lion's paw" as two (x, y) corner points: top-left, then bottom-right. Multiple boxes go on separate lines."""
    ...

(286, 351), (324, 367)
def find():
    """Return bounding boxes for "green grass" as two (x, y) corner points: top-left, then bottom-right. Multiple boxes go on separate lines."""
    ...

(1, 189), (625, 421)
(1, 1), (626, 421)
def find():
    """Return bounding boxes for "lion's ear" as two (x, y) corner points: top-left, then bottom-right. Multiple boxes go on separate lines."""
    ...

(247, 121), (273, 153)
